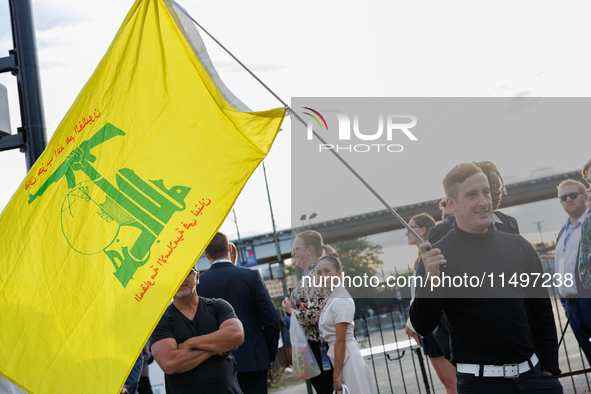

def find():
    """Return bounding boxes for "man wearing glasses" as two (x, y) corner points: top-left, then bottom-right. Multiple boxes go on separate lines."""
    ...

(555, 179), (591, 365)
(150, 267), (245, 393)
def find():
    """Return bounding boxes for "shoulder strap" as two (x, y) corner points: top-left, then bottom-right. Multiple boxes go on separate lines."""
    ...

(557, 225), (566, 242)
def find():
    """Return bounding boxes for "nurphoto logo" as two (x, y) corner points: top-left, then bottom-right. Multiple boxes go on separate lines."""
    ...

(302, 107), (418, 153)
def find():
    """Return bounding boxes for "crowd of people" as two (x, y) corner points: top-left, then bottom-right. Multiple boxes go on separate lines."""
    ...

(135, 158), (591, 394)
(405, 158), (591, 393)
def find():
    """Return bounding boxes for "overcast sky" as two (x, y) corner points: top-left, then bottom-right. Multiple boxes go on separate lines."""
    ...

(1, 0), (591, 252)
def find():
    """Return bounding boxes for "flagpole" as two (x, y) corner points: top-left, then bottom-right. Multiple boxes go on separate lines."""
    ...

(186, 15), (425, 244)
(232, 208), (247, 266)
(262, 161), (288, 297)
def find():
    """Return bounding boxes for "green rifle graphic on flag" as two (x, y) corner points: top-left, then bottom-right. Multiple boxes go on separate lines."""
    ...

(28, 123), (191, 288)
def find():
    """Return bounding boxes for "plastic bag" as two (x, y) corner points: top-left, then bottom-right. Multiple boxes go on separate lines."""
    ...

(290, 312), (321, 380)
(333, 384), (350, 394)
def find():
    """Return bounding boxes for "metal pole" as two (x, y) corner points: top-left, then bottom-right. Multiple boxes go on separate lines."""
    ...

(262, 161), (288, 297)
(232, 208), (247, 266)
(185, 8), (424, 244)
(9, 0), (47, 170)
(414, 348), (432, 394)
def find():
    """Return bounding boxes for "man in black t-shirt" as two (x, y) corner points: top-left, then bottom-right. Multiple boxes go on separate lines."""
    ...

(150, 268), (244, 394)
(409, 163), (562, 394)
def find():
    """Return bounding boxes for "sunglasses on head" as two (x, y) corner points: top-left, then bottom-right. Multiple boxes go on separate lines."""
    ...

(559, 192), (583, 202)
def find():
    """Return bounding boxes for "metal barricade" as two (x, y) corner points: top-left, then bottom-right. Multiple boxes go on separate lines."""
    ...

(350, 260), (591, 394)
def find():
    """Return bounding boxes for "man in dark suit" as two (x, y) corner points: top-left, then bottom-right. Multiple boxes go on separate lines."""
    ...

(198, 232), (280, 394)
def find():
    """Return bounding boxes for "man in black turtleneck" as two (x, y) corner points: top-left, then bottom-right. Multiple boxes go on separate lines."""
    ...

(409, 162), (562, 394)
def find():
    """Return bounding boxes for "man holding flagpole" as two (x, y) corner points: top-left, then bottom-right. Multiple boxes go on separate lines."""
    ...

(410, 163), (561, 394)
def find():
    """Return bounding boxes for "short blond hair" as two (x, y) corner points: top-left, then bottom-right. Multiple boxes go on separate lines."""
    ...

(442, 163), (483, 200)
(557, 179), (586, 195)
(296, 230), (333, 258)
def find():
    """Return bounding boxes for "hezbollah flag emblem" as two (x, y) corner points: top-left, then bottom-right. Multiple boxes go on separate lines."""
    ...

(0, 0), (285, 392)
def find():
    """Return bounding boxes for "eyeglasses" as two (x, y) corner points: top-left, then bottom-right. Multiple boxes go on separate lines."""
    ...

(559, 192), (583, 202)
(490, 182), (503, 193)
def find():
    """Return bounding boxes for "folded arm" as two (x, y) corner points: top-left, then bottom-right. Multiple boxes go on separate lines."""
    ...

(178, 317), (244, 353)
(151, 338), (215, 374)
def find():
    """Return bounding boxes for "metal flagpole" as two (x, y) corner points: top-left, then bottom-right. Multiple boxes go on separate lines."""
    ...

(184, 14), (426, 244)
(232, 208), (247, 266)
(262, 161), (289, 297)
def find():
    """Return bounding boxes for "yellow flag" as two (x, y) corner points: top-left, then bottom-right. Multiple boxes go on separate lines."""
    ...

(0, 0), (285, 392)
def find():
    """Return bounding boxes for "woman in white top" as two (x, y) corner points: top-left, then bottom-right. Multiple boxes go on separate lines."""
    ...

(316, 255), (375, 394)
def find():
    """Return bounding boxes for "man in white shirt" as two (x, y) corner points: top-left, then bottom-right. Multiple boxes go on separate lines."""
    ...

(555, 179), (591, 365)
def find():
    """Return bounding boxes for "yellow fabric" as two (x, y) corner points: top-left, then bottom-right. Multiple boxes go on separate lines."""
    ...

(0, 0), (285, 392)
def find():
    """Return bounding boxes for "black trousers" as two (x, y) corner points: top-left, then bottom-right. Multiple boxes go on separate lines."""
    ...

(237, 370), (268, 394)
(308, 340), (334, 394)
(456, 363), (563, 394)
(137, 376), (153, 394)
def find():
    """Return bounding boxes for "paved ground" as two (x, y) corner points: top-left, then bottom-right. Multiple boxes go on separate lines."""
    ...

(270, 381), (308, 394)
(270, 296), (591, 394)
(270, 381), (591, 394)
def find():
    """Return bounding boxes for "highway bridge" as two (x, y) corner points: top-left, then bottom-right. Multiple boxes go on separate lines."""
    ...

(196, 170), (582, 271)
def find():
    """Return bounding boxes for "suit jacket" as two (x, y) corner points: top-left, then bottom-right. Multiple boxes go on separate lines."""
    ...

(197, 261), (280, 373)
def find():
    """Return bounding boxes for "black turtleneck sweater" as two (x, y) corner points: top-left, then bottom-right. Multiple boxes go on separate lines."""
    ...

(410, 223), (560, 375)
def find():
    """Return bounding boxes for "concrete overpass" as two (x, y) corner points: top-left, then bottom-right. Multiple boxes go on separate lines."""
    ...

(297, 170), (582, 243)
(197, 170), (582, 271)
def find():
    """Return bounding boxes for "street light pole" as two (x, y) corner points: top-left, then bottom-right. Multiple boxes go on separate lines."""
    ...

(308, 212), (317, 226)
(7, 0), (47, 169)
(231, 208), (247, 266)
(262, 161), (288, 297)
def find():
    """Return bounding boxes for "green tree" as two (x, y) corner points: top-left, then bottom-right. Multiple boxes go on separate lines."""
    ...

(332, 237), (383, 278)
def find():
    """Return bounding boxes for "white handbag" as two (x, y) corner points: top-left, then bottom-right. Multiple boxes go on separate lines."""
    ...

(333, 384), (350, 394)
